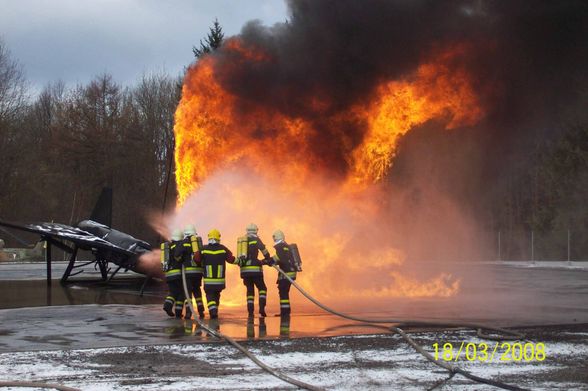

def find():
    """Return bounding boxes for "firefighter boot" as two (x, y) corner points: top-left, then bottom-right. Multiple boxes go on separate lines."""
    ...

(280, 303), (291, 317)
(175, 301), (183, 318)
(247, 294), (254, 317)
(259, 290), (267, 317)
(163, 297), (175, 317)
(195, 297), (205, 318)
(184, 302), (192, 320)
(210, 307), (219, 319)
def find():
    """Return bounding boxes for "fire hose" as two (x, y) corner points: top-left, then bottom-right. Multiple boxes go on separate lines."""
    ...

(0, 381), (80, 391)
(180, 266), (325, 391)
(0, 266), (529, 391)
(271, 265), (529, 391)
(0, 267), (528, 391)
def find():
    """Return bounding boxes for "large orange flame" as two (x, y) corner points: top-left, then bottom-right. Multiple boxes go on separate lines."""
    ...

(348, 45), (483, 186)
(171, 38), (482, 310)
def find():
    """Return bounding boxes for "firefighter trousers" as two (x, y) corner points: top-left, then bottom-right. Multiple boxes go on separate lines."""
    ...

(164, 278), (187, 318)
(243, 275), (267, 316)
(189, 275), (206, 317)
(277, 278), (292, 316)
(204, 288), (222, 319)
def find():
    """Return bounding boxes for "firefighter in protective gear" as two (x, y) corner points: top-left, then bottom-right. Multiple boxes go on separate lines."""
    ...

(240, 223), (272, 317)
(267, 229), (297, 316)
(183, 224), (205, 318)
(194, 229), (241, 319)
(162, 229), (192, 319)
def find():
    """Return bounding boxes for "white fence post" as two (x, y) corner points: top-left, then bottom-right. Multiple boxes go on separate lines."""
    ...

(498, 230), (501, 261)
(568, 229), (571, 265)
(531, 231), (535, 264)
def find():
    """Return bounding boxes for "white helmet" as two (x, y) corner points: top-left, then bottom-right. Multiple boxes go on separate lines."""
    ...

(171, 229), (183, 241)
(272, 230), (285, 242)
(184, 224), (196, 237)
(246, 223), (258, 234)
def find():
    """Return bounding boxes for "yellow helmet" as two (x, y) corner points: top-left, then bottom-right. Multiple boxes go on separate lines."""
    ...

(246, 223), (258, 234)
(208, 229), (221, 241)
(272, 230), (285, 242)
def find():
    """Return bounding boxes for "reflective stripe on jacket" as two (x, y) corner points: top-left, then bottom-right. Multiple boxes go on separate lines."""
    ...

(165, 239), (193, 280)
(196, 243), (236, 290)
(240, 234), (270, 278)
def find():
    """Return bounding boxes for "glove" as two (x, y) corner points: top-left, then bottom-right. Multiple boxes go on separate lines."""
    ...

(266, 257), (276, 266)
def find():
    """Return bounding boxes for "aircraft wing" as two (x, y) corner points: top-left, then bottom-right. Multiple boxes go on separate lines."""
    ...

(0, 219), (161, 279)
(0, 220), (134, 256)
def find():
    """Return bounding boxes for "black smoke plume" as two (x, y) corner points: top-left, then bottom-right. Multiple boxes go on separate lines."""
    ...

(189, 0), (588, 260)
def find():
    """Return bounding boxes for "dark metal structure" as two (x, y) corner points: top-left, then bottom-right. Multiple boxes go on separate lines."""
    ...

(0, 187), (160, 287)
(0, 219), (152, 285)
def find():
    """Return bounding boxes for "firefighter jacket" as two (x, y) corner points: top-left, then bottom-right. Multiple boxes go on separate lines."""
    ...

(195, 243), (237, 290)
(240, 234), (271, 278)
(273, 241), (297, 281)
(163, 239), (193, 281)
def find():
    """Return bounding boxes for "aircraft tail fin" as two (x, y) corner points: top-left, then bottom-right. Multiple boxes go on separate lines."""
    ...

(89, 187), (113, 227)
(31, 240), (45, 255)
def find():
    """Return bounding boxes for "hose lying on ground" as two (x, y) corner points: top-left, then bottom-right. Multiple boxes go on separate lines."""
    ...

(272, 264), (523, 340)
(0, 265), (528, 391)
(0, 381), (80, 391)
(273, 265), (529, 391)
(180, 266), (325, 391)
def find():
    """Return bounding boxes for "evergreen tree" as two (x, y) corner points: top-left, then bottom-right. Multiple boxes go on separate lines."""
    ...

(192, 18), (224, 59)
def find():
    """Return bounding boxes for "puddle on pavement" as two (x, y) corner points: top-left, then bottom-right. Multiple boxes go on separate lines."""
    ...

(0, 278), (164, 309)
(1, 262), (588, 352)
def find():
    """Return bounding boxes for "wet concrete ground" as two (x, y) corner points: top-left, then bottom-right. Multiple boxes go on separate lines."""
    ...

(1, 324), (587, 390)
(0, 261), (587, 390)
(0, 304), (403, 352)
(0, 260), (587, 353)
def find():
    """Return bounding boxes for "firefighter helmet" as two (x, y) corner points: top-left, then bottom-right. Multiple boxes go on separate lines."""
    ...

(246, 223), (258, 234)
(171, 229), (182, 241)
(208, 229), (221, 241)
(272, 230), (285, 242)
(184, 224), (196, 237)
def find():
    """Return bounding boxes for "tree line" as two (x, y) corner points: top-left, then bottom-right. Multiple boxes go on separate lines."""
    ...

(1, 26), (586, 259)
(492, 123), (588, 260)
(0, 40), (180, 245)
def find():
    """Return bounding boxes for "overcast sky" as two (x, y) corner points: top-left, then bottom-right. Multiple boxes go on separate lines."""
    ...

(0, 0), (288, 91)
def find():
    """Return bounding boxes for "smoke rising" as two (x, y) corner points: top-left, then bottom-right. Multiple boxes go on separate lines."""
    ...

(212, 0), (588, 181)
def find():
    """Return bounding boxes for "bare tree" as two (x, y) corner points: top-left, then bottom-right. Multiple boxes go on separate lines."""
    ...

(0, 40), (27, 124)
(133, 72), (180, 212)
(0, 40), (28, 223)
